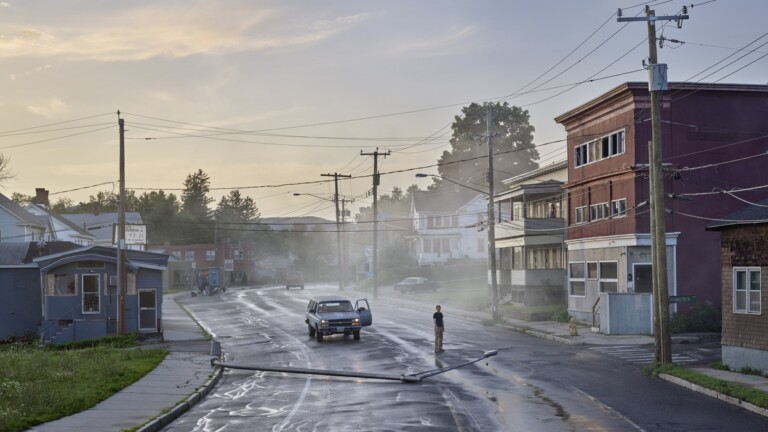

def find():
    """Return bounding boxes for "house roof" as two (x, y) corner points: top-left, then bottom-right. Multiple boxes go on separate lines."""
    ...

(60, 212), (143, 241)
(501, 160), (567, 186)
(0, 193), (46, 229)
(412, 189), (481, 213)
(26, 204), (95, 240)
(705, 198), (768, 230)
(0, 241), (83, 266)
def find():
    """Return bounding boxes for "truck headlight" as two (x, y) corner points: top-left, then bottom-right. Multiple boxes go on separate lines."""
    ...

(320, 320), (327, 327)
(352, 318), (360, 325)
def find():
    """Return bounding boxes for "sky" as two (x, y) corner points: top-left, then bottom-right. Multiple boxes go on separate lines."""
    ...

(0, 0), (765, 221)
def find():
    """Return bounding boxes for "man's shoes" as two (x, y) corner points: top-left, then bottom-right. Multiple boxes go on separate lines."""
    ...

(438, 349), (445, 352)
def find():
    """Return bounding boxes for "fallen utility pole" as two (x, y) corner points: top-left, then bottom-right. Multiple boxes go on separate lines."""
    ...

(212, 350), (498, 384)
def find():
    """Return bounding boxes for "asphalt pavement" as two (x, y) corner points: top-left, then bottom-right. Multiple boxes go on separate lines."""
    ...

(26, 287), (768, 431)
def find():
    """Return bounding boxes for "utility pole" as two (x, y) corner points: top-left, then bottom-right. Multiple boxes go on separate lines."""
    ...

(360, 148), (390, 299)
(618, 6), (688, 366)
(322, 173), (351, 290)
(341, 197), (354, 288)
(117, 113), (127, 335)
(486, 106), (499, 323)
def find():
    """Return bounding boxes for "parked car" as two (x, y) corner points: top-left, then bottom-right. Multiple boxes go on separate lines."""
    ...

(285, 270), (304, 289)
(305, 295), (372, 342)
(394, 277), (439, 293)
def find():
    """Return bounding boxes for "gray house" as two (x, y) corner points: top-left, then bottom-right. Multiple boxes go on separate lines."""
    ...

(0, 193), (46, 242)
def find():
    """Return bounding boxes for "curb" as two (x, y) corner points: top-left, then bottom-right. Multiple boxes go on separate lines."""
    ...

(137, 361), (223, 432)
(659, 374), (768, 419)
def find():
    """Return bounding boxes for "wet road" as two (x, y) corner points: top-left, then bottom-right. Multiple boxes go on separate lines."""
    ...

(164, 285), (768, 431)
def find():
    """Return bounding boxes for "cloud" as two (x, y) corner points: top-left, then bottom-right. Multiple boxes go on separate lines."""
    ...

(392, 25), (477, 57)
(26, 98), (67, 117)
(0, 4), (368, 61)
(9, 64), (51, 81)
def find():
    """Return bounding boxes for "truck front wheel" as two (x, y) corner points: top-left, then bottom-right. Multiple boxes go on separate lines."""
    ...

(308, 324), (315, 337)
(316, 328), (323, 342)
(353, 331), (360, 340)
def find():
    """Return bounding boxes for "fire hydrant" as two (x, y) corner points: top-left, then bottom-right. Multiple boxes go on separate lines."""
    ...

(569, 317), (579, 336)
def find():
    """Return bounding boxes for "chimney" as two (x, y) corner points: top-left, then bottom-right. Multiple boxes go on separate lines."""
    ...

(33, 188), (50, 206)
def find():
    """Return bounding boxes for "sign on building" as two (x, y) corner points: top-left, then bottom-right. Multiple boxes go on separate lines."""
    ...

(112, 224), (147, 245)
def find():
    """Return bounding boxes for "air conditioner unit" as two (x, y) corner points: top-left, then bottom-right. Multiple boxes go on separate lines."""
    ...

(109, 275), (118, 286)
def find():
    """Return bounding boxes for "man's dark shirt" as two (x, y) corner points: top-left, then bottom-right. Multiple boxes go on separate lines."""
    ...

(433, 311), (444, 328)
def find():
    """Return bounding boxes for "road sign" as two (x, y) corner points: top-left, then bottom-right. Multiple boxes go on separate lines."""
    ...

(669, 295), (697, 303)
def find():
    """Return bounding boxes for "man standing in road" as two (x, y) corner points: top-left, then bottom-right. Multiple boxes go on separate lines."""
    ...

(433, 305), (445, 353)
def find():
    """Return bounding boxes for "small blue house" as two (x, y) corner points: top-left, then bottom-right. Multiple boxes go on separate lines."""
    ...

(35, 244), (169, 344)
(0, 241), (168, 344)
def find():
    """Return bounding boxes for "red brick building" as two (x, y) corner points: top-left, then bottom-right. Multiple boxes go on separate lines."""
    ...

(555, 82), (768, 323)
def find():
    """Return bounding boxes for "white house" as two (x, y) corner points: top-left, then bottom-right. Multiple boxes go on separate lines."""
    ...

(408, 189), (488, 266)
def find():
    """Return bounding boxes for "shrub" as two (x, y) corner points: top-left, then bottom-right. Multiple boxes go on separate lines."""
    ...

(670, 301), (721, 333)
(550, 307), (571, 323)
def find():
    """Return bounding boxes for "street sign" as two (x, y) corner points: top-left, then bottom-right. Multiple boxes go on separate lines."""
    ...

(669, 295), (697, 303)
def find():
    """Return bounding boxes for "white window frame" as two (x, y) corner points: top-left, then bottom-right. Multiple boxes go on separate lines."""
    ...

(206, 250), (216, 261)
(734, 267), (761, 315)
(575, 206), (587, 224)
(82, 274), (100, 314)
(589, 202), (609, 221)
(569, 262), (586, 297)
(611, 198), (627, 218)
(574, 129), (626, 169)
(599, 261), (619, 293)
(587, 261), (598, 280)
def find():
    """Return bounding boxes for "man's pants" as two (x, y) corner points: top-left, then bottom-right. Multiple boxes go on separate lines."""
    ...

(435, 327), (444, 352)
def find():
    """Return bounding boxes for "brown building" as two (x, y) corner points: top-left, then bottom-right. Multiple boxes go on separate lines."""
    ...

(707, 199), (768, 372)
(555, 82), (768, 326)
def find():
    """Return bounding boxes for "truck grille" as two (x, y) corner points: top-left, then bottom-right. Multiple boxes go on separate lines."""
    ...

(328, 319), (354, 327)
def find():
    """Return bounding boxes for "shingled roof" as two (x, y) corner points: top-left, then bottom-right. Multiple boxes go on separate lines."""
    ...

(705, 198), (768, 230)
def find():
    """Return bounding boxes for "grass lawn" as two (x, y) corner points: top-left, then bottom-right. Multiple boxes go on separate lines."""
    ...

(652, 364), (768, 410)
(0, 337), (166, 432)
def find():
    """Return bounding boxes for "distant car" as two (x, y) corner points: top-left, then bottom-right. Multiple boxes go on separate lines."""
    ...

(285, 271), (304, 289)
(394, 277), (439, 293)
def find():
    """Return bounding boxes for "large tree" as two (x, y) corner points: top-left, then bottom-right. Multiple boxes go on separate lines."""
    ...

(436, 102), (539, 190)
(214, 189), (260, 241)
(180, 169), (214, 244)
(136, 190), (181, 244)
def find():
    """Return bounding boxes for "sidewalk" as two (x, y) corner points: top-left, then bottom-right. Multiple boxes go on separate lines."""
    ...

(29, 294), (221, 432)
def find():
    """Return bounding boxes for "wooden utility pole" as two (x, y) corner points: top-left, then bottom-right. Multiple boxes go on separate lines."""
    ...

(618, 6), (688, 365)
(486, 106), (499, 323)
(360, 148), (390, 299)
(322, 172), (351, 290)
(117, 113), (127, 335)
(341, 197), (354, 288)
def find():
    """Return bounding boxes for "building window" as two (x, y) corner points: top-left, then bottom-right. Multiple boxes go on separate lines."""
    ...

(574, 129), (626, 168)
(587, 262), (598, 279)
(589, 202), (609, 221)
(526, 246), (563, 269)
(233, 249), (244, 260)
(206, 250), (216, 261)
(82, 274), (100, 313)
(185, 250), (195, 261)
(734, 267), (761, 314)
(600, 261), (618, 293)
(569, 262), (586, 296)
(611, 198), (627, 218)
(575, 206), (587, 224)
(53, 274), (76, 296)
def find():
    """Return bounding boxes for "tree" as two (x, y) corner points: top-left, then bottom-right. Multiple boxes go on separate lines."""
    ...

(436, 102), (539, 190)
(0, 154), (15, 186)
(180, 169), (214, 244)
(137, 190), (181, 244)
(214, 189), (261, 242)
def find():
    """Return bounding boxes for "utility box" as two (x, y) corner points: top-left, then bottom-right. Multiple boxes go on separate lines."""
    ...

(649, 63), (668, 91)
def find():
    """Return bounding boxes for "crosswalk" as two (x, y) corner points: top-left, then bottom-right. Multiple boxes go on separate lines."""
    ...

(589, 345), (698, 365)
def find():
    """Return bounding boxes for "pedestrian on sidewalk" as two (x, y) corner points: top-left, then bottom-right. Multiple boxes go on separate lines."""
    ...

(433, 305), (445, 353)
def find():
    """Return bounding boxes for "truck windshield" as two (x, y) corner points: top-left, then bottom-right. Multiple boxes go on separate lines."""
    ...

(320, 301), (353, 312)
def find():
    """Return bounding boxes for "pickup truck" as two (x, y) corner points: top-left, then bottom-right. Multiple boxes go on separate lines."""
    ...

(394, 277), (439, 293)
(305, 295), (372, 342)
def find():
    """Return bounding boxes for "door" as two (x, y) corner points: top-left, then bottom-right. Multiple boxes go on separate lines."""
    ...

(138, 289), (157, 332)
(634, 264), (653, 293)
(355, 299), (372, 326)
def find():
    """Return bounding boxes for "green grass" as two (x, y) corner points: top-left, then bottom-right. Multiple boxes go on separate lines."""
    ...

(0, 337), (166, 432)
(648, 363), (768, 409)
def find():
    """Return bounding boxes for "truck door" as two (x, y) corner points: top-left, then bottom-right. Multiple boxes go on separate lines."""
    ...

(355, 299), (372, 326)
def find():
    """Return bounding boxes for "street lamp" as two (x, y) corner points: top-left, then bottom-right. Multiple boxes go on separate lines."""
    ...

(415, 173), (499, 323)
(293, 193), (344, 290)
